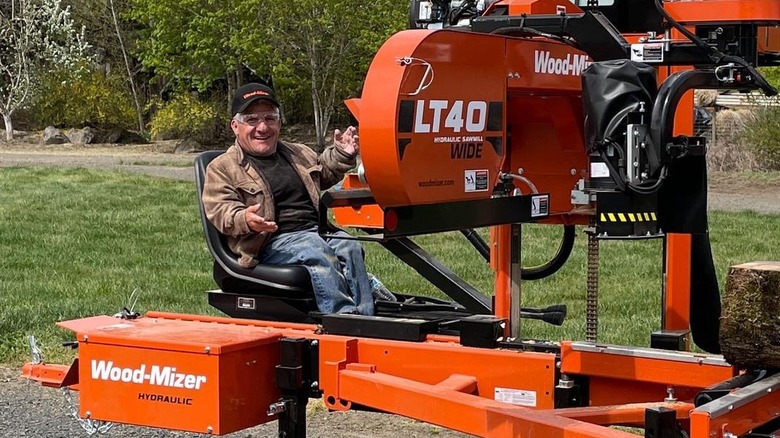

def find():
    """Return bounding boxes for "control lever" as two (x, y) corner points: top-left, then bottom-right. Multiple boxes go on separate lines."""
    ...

(520, 304), (568, 317)
(520, 310), (565, 326)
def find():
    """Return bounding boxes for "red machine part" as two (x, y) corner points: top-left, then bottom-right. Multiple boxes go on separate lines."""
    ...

(52, 315), (283, 435)
(665, 0), (780, 22)
(357, 29), (586, 215)
(24, 313), (779, 438)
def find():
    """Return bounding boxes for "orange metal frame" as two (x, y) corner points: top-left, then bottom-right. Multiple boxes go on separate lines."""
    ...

(22, 312), (751, 437)
(665, 233), (692, 334)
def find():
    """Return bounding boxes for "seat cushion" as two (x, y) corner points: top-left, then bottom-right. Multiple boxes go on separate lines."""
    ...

(214, 262), (313, 298)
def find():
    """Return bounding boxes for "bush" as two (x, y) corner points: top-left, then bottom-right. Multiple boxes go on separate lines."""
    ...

(743, 106), (780, 171)
(28, 67), (137, 130)
(709, 109), (757, 171)
(148, 93), (225, 144)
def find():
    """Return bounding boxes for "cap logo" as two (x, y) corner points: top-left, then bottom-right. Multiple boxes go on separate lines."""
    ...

(243, 90), (270, 99)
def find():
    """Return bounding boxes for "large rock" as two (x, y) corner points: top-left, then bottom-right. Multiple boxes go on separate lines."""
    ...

(43, 126), (69, 145)
(174, 138), (202, 154)
(106, 129), (148, 144)
(65, 127), (98, 145)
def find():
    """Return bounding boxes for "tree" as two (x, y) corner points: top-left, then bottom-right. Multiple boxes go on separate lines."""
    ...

(130, 0), (272, 112)
(0, 0), (91, 140)
(130, 0), (405, 143)
(108, 0), (144, 133)
(63, 0), (145, 132)
(262, 0), (406, 149)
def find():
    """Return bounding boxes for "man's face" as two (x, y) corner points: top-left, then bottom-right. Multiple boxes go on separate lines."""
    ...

(231, 100), (281, 156)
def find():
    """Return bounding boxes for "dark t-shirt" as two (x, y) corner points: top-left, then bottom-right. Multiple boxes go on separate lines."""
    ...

(247, 152), (318, 233)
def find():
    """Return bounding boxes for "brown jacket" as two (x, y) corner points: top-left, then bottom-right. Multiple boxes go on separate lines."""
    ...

(202, 140), (356, 268)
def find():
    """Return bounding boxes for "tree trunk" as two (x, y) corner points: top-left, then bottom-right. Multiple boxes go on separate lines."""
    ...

(720, 261), (780, 369)
(3, 113), (13, 141)
(109, 0), (144, 134)
(311, 76), (325, 152)
(227, 70), (237, 115)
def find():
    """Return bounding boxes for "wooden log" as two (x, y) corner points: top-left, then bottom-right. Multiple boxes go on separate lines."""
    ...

(719, 261), (780, 369)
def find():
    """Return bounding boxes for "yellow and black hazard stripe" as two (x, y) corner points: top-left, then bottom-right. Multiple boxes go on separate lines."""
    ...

(599, 212), (657, 223)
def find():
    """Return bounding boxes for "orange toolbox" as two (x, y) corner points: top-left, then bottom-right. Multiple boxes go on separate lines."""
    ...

(68, 315), (283, 435)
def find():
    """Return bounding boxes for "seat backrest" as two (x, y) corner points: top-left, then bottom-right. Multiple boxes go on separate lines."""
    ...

(194, 150), (311, 293)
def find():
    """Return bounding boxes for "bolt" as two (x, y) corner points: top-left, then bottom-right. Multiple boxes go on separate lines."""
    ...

(85, 411), (91, 418)
(311, 340), (318, 347)
(268, 401), (287, 415)
(204, 346), (210, 354)
(558, 378), (574, 389)
(82, 335), (89, 342)
(517, 168), (524, 175)
(207, 426), (213, 434)
(556, 360), (562, 369)
(311, 381), (319, 390)
(570, 168), (576, 175)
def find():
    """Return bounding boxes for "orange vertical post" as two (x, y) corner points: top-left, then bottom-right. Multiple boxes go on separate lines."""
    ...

(664, 233), (692, 331)
(492, 224), (511, 336)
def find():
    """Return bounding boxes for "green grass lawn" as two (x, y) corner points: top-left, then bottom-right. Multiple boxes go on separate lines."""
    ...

(1, 167), (779, 364)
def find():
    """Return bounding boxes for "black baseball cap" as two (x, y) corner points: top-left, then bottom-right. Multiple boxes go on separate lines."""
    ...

(231, 83), (279, 115)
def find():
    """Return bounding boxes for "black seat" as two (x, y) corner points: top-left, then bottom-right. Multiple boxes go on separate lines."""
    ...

(194, 150), (315, 299)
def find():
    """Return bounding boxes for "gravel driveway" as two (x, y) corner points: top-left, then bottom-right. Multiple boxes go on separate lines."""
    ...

(1, 145), (778, 438)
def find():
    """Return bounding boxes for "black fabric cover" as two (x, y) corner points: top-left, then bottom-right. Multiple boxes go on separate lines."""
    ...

(582, 60), (657, 154)
(659, 155), (722, 354)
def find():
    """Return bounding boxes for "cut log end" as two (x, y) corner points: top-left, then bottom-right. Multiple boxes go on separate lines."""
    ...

(719, 261), (780, 370)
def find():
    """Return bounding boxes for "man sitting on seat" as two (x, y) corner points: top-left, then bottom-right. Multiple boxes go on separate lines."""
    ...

(202, 83), (374, 315)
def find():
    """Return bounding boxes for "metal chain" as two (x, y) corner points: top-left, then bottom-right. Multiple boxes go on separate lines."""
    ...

(586, 220), (600, 342)
(61, 388), (114, 435)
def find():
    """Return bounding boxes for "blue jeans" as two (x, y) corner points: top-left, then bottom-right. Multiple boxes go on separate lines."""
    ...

(259, 228), (375, 315)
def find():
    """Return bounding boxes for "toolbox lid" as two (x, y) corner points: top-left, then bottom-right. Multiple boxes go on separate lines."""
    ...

(59, 315), (281, 354)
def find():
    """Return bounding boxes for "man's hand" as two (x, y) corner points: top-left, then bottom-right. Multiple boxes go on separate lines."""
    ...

(245, 204), (278, 233)
(334, 126), (359, 156)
